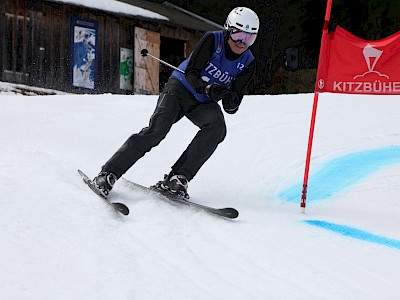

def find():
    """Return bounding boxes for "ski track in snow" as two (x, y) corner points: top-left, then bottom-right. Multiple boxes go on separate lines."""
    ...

(1, 89), (400, 299)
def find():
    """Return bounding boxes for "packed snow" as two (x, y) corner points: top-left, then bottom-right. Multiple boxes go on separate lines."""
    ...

(1, 82), (400, 299)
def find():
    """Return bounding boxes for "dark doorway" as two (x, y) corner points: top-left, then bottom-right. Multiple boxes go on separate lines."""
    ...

(159, 36), (185, 91)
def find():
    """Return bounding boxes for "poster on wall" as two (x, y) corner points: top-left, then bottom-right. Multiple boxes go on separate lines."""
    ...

(71, 17), (98, 90)
(120, 48), (133, 90)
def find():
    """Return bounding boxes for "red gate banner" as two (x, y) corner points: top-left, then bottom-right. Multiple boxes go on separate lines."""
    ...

(315, 25), (400, 95)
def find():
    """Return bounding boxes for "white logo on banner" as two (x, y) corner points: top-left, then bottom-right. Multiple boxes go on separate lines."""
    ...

(353, 44), (389, 79)
(332, 43), (400, 93)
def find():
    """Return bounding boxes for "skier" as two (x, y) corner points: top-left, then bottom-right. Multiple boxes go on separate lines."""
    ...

(93, 7), (259, 199)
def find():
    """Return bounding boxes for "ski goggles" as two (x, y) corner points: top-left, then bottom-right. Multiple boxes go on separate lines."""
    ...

(229, 29), (257, 47)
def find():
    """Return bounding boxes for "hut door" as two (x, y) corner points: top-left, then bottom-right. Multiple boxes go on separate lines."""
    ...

(3, 6), (41, 86)
(134, 27), (160, 95)
(3, 12), (32, 83)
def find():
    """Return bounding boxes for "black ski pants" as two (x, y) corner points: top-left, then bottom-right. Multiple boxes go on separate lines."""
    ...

(102, 77), (226, 181)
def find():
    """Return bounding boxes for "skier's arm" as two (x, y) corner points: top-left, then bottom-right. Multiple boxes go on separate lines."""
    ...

(224, 60), (256, 114)
(185, 32), (215, 94)
(208, 60), (255, 114)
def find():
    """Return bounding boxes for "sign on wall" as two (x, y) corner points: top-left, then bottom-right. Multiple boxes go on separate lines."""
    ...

(120, 48), (133, 90)
(71, 17), (98, 90)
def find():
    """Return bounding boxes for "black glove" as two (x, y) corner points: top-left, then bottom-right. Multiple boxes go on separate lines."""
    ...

(221, 91), (240, 114)
(204, 83), (232, 100)
(204, 84), (240, 114)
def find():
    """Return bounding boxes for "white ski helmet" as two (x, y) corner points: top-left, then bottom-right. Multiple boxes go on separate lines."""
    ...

(224, 7), (259, 34)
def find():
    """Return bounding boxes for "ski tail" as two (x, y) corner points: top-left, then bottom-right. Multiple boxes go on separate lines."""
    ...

(78, 169), (129, 216)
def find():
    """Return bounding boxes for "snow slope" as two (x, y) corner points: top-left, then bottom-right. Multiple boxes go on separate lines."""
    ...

(1, 88), (400, 299)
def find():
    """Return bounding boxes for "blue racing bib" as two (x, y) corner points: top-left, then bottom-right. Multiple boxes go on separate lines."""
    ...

(171, 31), (254, 103)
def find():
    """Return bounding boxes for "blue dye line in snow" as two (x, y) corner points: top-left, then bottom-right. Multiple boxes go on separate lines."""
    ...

(279, 146), (400, 202)
(304, 220), (400, 250)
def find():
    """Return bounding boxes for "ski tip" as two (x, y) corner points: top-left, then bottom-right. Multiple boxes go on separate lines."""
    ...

(113, 203), (130, 215)
(222, 208), (239, 219)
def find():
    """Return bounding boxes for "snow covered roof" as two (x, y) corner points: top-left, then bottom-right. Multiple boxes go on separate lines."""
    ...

(51, 0), (223, 32)
(52, 0), (169, 21)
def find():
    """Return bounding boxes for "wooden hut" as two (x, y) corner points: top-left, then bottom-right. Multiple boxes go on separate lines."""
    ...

(0, 0), (222, 94)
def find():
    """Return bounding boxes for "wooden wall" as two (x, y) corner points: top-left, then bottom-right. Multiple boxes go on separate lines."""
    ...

(0, 0), (203, 94)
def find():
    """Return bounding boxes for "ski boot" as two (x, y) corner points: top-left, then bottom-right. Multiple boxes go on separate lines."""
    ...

(93, 171), (117, 197)
(156, 171), (189, 199)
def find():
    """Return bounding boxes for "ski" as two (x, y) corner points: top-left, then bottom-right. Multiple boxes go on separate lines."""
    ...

(122, 178), (238, 219)
(78, 169), (129, 216)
